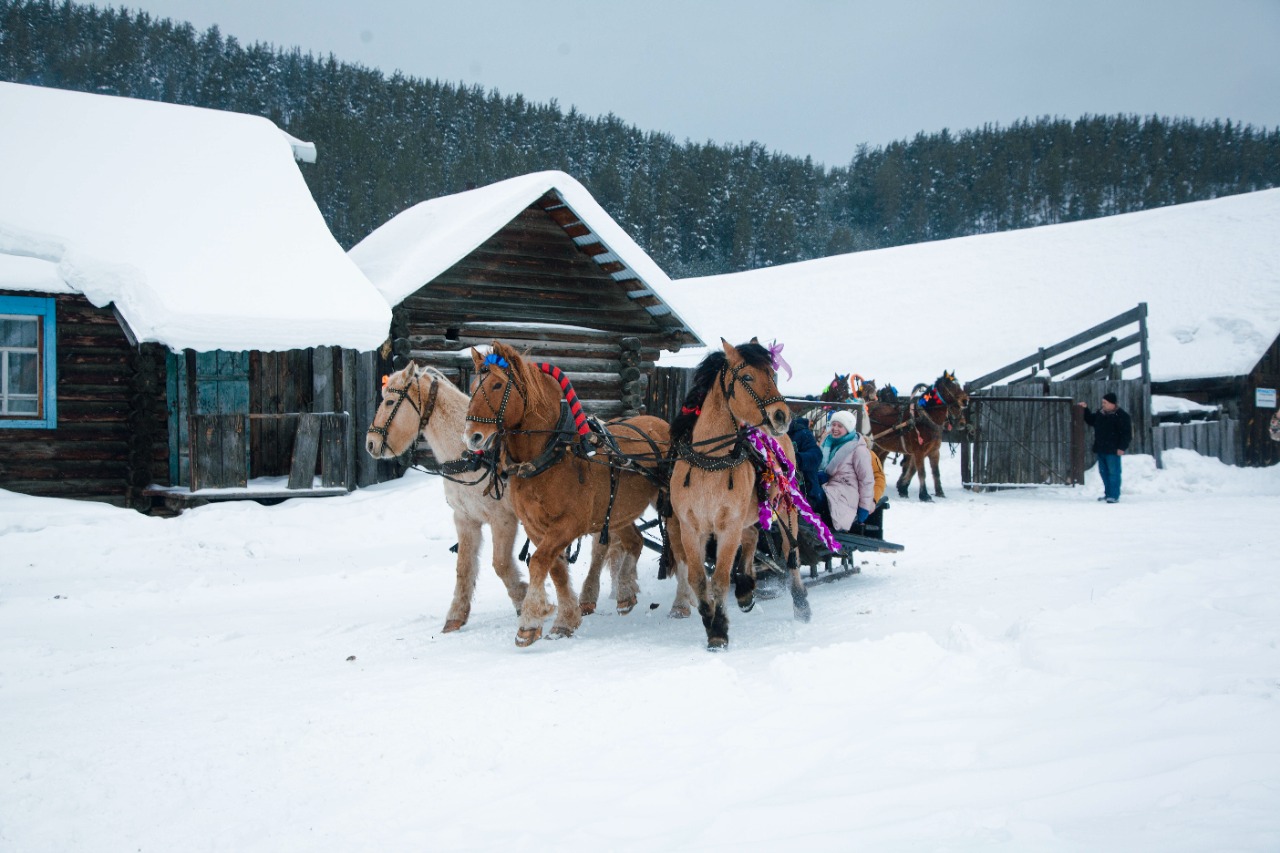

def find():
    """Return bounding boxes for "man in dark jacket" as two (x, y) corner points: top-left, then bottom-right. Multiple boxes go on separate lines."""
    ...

(1078, 392), (1132, 503)
(788, 414), (826, 514)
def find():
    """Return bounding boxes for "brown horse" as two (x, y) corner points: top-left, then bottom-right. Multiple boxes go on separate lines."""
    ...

(366, 362), (528, 631)
(868, 371), (968, 501)
(900, 371), (969, 498)
(366, 362), (639, 632)
(463, 341), (676, 646)
(670, 339), (810, 650)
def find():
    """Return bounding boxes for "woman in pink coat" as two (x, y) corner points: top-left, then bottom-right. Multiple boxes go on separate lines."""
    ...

(818, 410), (876, 532)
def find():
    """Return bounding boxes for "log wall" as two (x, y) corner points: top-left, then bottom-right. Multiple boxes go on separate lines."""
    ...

(0, 294), (167, 507)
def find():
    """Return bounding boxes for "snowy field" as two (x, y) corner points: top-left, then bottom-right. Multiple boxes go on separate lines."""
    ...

(3, 449), (1279, 852)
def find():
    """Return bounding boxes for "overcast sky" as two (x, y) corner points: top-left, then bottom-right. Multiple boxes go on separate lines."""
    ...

(117, 0), (1280, 167)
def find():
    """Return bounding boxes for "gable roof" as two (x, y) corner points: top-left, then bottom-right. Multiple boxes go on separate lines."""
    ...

(349, 170), (702, 348)
(0, 82), (390, 352)
(660, 188), (1280, 393)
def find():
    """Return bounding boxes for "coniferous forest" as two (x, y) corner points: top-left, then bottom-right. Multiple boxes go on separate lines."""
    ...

(4, 0), (1280, 278)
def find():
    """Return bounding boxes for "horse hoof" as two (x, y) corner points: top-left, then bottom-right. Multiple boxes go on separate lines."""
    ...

(737, 596), (755, 613)
(579, 602), (596, 616)
(549, 626), (574, 640)
(668, 604), (691, 619)
(442, 619), (465, 633)
(919, 494), (933, 502)
(617, 596), (637, 615)
(794, 603), (812, 623)
(707, 637), (729, 652)
(515, 627), (542, 647)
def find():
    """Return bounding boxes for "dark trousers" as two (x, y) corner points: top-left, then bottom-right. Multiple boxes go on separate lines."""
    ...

(1098, 453), (1122, 500)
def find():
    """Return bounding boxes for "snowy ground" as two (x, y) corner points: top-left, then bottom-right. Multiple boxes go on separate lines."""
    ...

(3, 449), (1279, 852)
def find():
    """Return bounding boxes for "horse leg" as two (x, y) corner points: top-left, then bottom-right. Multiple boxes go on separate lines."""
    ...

(579, 536), (606, 616)
(514, 528), (559, 646)
(665, 514), (694, 619)
(896, 456), (913, 498)
(915, 451), (933, 502)
(734, 527), (758, 613)
(442, 514), (482, 632)
(607, 523), (642, 615)
(781, 510), (811, 623)
(489, 510), (527, 614)
(703, 527), (743, 650)
(679, 525), (710, 608)
(929, 447), (945, 498)
(546, 535), (584, 640)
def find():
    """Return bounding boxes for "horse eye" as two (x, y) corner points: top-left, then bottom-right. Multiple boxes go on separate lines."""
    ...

(741, 374), (754, 383)
(491, 381), (502, 391)
(383, 400), (394, 407)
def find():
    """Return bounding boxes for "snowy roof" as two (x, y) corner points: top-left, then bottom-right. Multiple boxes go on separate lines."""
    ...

(349, 170), (701, 346)
(660, 188), (1280, 393)
(0, 82), (390, 352)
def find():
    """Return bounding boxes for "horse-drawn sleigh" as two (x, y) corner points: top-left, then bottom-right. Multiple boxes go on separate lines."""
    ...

(366, 339), (925, 650)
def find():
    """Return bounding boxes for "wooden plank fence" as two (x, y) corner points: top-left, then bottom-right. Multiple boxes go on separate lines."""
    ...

(964, 377), (1151, 489)
(1153, 419), (1239, 466)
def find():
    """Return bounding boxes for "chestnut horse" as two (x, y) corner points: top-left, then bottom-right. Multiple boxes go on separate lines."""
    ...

(463, 341), (681, 646)
(670, 339), (810, 650)
(366, 362), (634, 632)
(868, 371), (968, 501)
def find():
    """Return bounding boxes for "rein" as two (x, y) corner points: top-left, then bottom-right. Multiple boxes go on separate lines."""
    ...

(719, 360), (786, 431)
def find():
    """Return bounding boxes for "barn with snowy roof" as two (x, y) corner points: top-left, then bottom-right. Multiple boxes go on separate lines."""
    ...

(662, 188), (1280, 467)
(0, 82), (392, 508)
(349, 171), (702, 419)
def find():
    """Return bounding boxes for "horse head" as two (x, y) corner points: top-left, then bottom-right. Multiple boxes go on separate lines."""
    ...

(855, 377), (878, 403)
(465, 341), (530, 452)
(935, 370), (970, 430)
(366, 361), (442, 459)
(820, 372), (851, 403)
(720, 338), (791, 437)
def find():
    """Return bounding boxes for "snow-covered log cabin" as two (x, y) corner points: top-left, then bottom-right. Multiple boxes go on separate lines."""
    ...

(349, 171), (703, 419)
(0, 82), (392, 509)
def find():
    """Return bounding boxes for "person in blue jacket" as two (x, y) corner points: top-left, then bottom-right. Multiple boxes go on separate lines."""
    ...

(787, 414), (825, 514)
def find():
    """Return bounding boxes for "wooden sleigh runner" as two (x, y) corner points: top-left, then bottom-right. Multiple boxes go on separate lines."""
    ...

(637, 493), (903, 592)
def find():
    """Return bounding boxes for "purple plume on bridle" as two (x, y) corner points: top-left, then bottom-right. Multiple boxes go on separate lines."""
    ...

(767, 340), (792, 381)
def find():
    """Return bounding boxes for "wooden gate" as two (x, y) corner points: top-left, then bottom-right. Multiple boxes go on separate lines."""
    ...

(961, 395), (1084, 490)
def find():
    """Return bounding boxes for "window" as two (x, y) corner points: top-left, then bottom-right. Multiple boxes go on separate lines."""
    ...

(0, 295), (57, 429)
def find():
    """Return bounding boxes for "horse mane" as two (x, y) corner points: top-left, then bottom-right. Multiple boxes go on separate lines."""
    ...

(490, 340), (560, 422)
(670, 341), (773, 442)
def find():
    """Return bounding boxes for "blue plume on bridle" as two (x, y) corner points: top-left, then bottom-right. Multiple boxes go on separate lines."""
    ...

(482, 353), (510, 369)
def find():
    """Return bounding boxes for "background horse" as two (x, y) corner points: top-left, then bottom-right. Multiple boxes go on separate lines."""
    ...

(867, 371), (967, 501)
(365, 362), (528, 632)
(464, 341), (680, 646)
(899, 371), (970, 498)
(670, 339), (810, 650)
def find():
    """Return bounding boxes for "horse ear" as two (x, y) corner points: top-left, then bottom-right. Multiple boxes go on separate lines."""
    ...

(470, 347), (485, 371)
(749, 336), (760, 345)
(721, 338), (742, 362)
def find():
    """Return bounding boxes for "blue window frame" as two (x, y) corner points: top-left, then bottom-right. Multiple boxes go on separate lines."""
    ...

(0, 295), (57, 429)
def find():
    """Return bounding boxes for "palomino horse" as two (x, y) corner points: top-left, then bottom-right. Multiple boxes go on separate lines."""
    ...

(463, 341), (682, 646)
(365, 362), (634, 631)
(670, 339), (811, 650)
(868, 371), (967, 501)
(366, 362), (527, 631)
